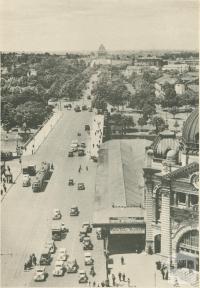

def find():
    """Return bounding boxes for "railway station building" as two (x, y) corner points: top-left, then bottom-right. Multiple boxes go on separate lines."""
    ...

(93, 109), (199, 279)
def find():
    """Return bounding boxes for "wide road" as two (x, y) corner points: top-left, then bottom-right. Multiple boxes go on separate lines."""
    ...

(1, 74), (106, 287)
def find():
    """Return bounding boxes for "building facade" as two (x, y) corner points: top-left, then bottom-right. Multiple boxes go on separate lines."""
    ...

(143, 109), (199, 283)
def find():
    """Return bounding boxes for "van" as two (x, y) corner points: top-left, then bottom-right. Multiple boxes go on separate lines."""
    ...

(39, 247), (51, 265)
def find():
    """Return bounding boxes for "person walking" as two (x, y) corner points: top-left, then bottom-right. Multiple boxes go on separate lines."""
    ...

(1, 189), (3, 195)
(118, 272), (122, 281)
(86, 165), (88, 171)
(3, 183), (6, 193)
(121, 256), (124, 265)
(122, 273), (125, 282)
(93, 281), (96, 287)
(127, 278), (130, 287)
(7, 166), (10, 173)
(32, 254), (37, 266)
(112, 274), (116, 286)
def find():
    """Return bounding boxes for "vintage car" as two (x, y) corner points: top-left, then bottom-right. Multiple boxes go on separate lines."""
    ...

(79, 226), (88, 242)
(70, 144), (78, 152)
(82, 105), (87, 111)
(83, 236), (93, 250)
(77, 132), (81, 136)
(84, 252), (94, 265)
(78, 149), (85, 157)
(96, 228), (102, 239)
(53, 260), (65, 276)
(78, 183), (85, 190)
(79, 270), (88, 283)
(44, 240), (56, 254)
(66, 258), (79, 273)
(82, 222), (92, 233)
(87, 95), (91, 100)
(68, 151), (74, 157)
(57, 248), (68, 261)
(70, 206), (79, 216)
(33, 266), (47, 282)
(52, 209), (62, 220)
(39, 248), (51, 265)
(22, 174), (31, 187)
(80, 142), (86, 148)
(68, 178), (74, 186)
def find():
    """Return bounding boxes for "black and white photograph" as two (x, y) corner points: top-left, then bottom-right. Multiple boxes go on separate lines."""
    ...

(0, 0), (199, 287)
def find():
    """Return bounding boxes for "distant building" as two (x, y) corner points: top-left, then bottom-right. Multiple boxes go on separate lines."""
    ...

(98, 44), (107, 58)
(1, 67), (8, 75)
(154, 75), (178, 98)
(135, 56), (164, 67)
(162, 63), (189, 73)
(27, 68), (37, 77)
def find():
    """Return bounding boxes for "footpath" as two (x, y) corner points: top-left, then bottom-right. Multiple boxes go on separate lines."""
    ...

(90, 113), (104, 159)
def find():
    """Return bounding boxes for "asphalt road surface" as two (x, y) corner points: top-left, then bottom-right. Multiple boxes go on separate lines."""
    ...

(1, 75), (106, 287)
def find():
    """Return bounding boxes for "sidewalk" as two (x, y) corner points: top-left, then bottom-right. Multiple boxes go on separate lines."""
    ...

(90, 114), (104, 158)
(1, 159), (21, 201)
(107, 253), (192, 288)
(23, 110), (63, 156)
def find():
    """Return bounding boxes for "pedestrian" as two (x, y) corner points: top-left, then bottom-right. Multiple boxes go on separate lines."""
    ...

(161, 267), (165, 279)
(51, 162), (54, 170)
(88, 281), (91, 287)
(122, 273), (125, 281)
(118, 272), (122, 281)
(3, 176), (6, 184)
(121, 256), (124, 265)
(1, 189), (3, 195)
(79, 165), (82, 170)
(128, 278), (130, 286)
(86, 165), (88, 171)
(112, 274), (116, 286)
(3, 183), (6, 193)
(32, 254), (37, 266)
(93, 281), (96, 287)
(32, 149), (33, 155)
(7, 166), (10, 172)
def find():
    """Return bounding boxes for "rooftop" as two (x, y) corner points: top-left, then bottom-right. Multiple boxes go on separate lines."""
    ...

(94, 140), (147, 224)
(155, 75), (177, 85)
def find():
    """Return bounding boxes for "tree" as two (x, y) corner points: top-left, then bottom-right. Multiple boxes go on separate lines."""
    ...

(151, 116), (165, 134)
(138, 117), (147, 130)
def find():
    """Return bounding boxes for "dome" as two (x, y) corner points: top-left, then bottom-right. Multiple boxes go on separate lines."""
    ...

(166, 149), (178, 165)
(167, 149), (177, 159)
(182, 109), (199, 150)
(150, 130), (179, 159)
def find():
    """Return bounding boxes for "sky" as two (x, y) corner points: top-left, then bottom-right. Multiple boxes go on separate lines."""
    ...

(0, 0), (199, 52)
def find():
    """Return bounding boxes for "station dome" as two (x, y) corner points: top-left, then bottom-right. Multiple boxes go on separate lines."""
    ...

(182, 109), (199, 151)
(166, 149), (178, 165)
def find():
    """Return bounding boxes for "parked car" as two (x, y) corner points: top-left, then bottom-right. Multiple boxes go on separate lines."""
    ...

(82, 105), (87, 111)
(70, 206), (79, 216)
(22, 174), (31, 187)
(57, 248), (68, 261)
(79, 226), (88, 242)
(83, 236), (93, 250)
(66, 258), (79, 273)
(44, 240), (56, 254)
(82, 222), (92, 233)
(85, 125), (90, 131)
(78, 183), (85, 190)
(68, 151), (74, 157)
(96, 228), (102, 239)
(52, 209), (62, 220)
(78, 149), (85, 156)
(80, 142), (86, 148)
(53, 260), (65, 276)
(84, 252), (94, 265)
(39, 248), (51, 265)
(34, 266), (47, 282)
(87, 95), (91, 100)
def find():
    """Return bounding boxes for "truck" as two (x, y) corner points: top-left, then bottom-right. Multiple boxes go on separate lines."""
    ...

(22, 165), (36, 176)
(32, 162), (50, 192)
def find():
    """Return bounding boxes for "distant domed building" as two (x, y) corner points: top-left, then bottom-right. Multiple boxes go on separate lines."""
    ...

(98, 44), (107, 58)
(143, 109), (199, 285)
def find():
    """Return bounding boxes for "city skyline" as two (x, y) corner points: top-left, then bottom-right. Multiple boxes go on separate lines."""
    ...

(0, 0), (199, 52)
